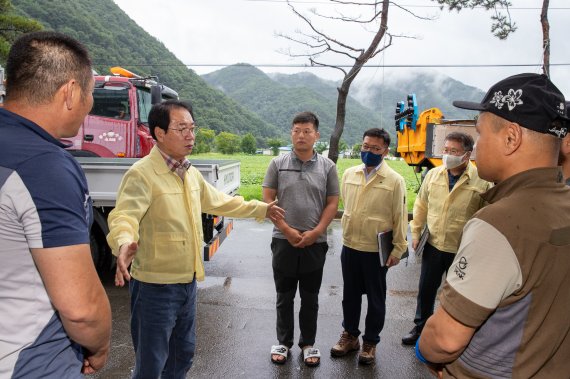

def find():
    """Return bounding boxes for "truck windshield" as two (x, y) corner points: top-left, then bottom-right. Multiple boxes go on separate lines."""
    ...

(137, 87), (152, 125)
(90, 84), (130, 120)
(136, 87), (179, 125)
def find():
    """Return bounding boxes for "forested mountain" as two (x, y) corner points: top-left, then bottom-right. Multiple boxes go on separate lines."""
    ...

(205, 66), (485, 146)
(11, 0), (282, 141)
(203, 64), (385, 145)
(10, 0), (484, 148)
(351, 72), (484, 121)
(270, 72), (342, 102)
(273, 71), (484, 128)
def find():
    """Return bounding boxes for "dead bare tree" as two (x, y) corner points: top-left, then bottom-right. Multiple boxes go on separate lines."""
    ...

(279, 0), (395, 163)
(281, 0), (551, 162)
(540, 0), (550, 76)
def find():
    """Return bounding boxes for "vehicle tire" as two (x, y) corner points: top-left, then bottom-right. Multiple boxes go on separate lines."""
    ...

(90, 226), (111, 277)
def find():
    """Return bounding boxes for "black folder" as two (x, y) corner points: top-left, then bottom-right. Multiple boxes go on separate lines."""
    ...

(377, 230), (409, 267)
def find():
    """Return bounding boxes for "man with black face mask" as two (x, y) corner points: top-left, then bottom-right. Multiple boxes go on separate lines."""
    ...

(330, 128), (408, 365)
(401, 132), (491, 346)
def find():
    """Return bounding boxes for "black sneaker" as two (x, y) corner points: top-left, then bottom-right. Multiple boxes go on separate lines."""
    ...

(402, 326), (422, 345)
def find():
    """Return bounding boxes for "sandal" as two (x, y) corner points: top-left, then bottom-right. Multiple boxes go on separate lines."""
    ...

(270, 345), (289, 364)
(302, 346), (321, 367)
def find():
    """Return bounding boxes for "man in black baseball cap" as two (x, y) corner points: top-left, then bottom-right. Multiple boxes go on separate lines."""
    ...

(454, 72), (569, 138)
(416, 73), (570, 378)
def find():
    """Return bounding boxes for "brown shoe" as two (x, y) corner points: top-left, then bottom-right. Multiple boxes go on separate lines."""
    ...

(358, 342), (376, 365)
(330, 331), (360, 357)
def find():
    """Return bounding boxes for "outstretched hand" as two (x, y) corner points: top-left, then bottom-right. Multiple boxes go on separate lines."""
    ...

(115, 241), (138, 287)
(266, 200), (285, 222)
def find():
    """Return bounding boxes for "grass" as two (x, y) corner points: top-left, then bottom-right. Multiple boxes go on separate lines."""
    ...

(190, 152), (422, 212)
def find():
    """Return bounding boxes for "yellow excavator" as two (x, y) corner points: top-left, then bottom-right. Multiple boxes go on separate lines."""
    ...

(394, 94), (478, 171)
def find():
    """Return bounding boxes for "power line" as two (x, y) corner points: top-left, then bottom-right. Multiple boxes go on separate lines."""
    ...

(91, 62), (570, 69)
(243, 0), (570, 10)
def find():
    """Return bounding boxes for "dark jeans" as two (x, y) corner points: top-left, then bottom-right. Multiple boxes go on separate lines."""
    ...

(341, 245), (388, 345)
(413, 243), (455, 329)
(129, 278), (197, 379)
(271, 238), (328, 348)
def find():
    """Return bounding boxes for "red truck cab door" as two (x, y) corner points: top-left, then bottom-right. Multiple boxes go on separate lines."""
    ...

(136, 124), (154, 157)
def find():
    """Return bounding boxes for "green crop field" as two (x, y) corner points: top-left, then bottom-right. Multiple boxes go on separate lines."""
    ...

(190, 153), (422, 212)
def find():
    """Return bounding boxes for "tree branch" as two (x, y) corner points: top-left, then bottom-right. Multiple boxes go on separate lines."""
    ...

(541, 0), (550, 76)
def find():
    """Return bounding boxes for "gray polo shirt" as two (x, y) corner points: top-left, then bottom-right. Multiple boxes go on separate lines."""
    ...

(263, 150), (339, 243)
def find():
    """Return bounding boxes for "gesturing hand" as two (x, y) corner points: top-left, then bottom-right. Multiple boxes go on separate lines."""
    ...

(266, 200), (285, 222)
(115, 241), (138, 287)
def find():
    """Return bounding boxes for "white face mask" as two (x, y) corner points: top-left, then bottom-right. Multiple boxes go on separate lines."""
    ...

(443, 153), (466, 170)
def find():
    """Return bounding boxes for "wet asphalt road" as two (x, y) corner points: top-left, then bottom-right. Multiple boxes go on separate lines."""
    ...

(90, 219), (433, 379)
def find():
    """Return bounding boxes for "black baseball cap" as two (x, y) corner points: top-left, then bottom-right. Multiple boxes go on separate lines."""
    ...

(453, 73), (570, 138)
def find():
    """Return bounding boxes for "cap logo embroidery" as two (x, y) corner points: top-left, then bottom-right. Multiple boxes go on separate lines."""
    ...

(491, 88), (523, 111)
(548, 126), (568, 138)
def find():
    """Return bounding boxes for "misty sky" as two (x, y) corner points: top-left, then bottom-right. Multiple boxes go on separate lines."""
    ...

(113, 0), (570, 98)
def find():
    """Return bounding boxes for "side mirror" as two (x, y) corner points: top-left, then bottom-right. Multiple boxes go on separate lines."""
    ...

(151, 85), (162, 105)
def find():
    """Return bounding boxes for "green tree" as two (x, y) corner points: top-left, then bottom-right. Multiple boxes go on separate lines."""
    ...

(434, 1), (516, 40)
(215, 131), (241, 154)
(339, 140), (348, 153)
(240, 133), (257, 155)
(435, 0), (550, 75)
(351, 143), (362, 159)
(0, 0), (42, 65)
(194, 128), (215, 154)
(267, 138), (283, 156)
(315, 141), (328, 154)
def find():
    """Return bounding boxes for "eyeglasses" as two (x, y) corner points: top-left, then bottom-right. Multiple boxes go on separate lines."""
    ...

(169, 123), (197, 137)
(361, 144), (386, 154)
(291, 129), (315, 135)
(442, 148), (465, 156)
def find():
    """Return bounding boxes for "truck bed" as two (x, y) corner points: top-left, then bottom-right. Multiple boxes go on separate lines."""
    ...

(76, 157), (241, 207)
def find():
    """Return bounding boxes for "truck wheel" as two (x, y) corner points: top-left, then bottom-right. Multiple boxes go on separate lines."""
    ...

(90, 227), (111, 277)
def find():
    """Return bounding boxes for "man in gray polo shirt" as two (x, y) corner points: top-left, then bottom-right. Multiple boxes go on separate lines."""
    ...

(263, 111), (339, 367)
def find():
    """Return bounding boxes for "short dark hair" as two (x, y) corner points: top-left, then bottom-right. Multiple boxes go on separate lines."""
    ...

(6, 31), (92, 104)
(148, 100), (194, 140)
(445, 131), (474, 152)
(292, 111), (319, 130)
(363, 128), (391, 146)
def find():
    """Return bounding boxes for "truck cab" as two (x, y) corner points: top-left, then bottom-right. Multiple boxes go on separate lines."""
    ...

(64, 67), (178, 158)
